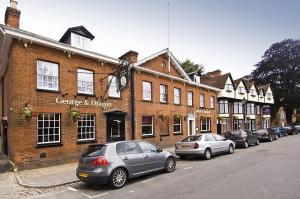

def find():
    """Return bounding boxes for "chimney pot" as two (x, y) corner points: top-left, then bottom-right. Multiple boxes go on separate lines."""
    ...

(5, 0), (21, 28)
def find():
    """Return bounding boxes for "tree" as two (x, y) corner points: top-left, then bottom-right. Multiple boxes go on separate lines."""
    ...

(251, 39), (300, 123)
(180, 59), (204, 74)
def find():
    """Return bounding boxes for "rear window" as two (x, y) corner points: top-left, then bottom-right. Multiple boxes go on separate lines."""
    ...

(254, 130), (266, 134)
(181, 135), (202, 142)
(82, 145), (107, 157)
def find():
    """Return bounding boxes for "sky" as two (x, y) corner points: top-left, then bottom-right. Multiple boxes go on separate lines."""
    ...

(1, 0), (299, 78)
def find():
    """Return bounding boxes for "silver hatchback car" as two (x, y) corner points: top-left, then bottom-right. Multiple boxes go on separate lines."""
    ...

(175, 133), (235, 160)
(76, 141), (176, 189)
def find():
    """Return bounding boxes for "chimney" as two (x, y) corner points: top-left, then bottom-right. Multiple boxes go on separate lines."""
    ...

(5, 0), (21, 28)
(119, 50), (138, 63)
(206, 70), (222, 78)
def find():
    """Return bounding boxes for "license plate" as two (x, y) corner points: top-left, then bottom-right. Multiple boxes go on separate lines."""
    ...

(181, 145), (190, 148)
(79, 172), (88, 178)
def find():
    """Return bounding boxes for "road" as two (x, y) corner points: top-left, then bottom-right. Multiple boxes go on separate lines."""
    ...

(26, 135), (300, 199)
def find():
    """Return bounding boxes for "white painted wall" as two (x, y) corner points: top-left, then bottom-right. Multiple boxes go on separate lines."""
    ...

(217, 77), (235, 99)
(234, 81), (247, 100)
(258, 91), (265, 103)
(247, 84), (258, 102)
(265, 87), (274, 104)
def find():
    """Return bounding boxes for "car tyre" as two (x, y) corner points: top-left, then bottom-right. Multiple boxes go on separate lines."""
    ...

(109, 168), (127, 189)
(228, 144), (234, 154)
(275, 135), (279, 140)
(204, 148), (212, 160)
(269, 136), (273, 142)
(165, 157), (176, 173)
(244, 141), (249, 148)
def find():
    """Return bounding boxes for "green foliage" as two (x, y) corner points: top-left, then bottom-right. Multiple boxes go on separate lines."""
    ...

(181, 59), (204, 74)
(251, 39), (300, 122)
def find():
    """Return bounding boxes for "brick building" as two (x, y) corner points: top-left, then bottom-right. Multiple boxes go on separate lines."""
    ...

(0, 3), (220, 168)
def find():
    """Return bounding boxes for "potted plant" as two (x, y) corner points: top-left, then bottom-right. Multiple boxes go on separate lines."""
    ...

(173, 113), (181, 119)
(19, 104), (35, 121)
(232, 115), (238, 120)
(68, 107), (81, 122)
(159, 113), (168, 121)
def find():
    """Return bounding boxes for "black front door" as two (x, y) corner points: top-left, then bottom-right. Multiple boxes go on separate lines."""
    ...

(105, 111), (126, 142)
(1, 121), (8, 156)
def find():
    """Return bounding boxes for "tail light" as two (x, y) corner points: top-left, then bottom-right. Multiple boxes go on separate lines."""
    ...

(92, 156), (109, 166)
(194, 143), (199, 149)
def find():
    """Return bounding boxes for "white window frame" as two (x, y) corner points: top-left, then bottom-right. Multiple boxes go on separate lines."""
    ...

(71, 32), (91, 50)
(250, 89), (256, 96)
(219, 100), (229, 114)
(37, 60), (59, 91)
(173, 117), (182, 134)
(200, 94), (205, 108)
(143, 81), (152, 101)
(187, 91), (193, 106)
(174, 88), (181, 105)
(77, 68), (94, 95)
(266, 93), (272, 100)
(234, 102), (243, 114)
(225, 84), (233, 92)
(247, 103), (255, 115)
(210, 96), (215, 109)
(108, 75), (120, 98)
(142, 116), (154, 136)
(77, 114), (96, 141)
(200, 117), (211, 132)
(238, 86), (245, 94)
(37, 113), (60, 145)
(160, 84), (168, 103)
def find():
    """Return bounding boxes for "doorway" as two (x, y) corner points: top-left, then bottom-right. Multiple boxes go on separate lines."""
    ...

(187, 115), (195, 136)
(105, 111), (126, 142)
(1, 121), (8, 156)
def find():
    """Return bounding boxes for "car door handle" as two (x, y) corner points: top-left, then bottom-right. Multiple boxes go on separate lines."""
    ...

(144, 155), (149, 158)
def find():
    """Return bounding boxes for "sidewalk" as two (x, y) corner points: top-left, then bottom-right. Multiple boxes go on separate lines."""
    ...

(14, 147), (175, 188)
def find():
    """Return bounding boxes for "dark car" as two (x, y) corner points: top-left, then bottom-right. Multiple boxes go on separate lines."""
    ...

(272, 127), (288, 137)
(253, 129), (278, 142)
(76, 141), (176, 189)
(295, 124), (300, 133)
(283, 126), (298, 135)
(224, 129), (259, 148)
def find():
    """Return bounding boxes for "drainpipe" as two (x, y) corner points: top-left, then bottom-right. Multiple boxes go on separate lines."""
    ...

(130, 68), (135, 140)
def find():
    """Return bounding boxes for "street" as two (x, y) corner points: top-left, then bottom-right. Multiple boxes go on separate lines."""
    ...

(22, 135), (300, 199)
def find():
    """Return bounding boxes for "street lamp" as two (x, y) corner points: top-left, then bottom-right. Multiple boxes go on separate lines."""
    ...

(242, 97), (247, 129)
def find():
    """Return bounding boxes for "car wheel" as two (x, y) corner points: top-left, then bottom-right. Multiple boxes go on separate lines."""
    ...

(255, 139), (259, 145)
(165, 157), (176, 173)
(228, 144), (234, 154)
(109, 168), (127, 189)
(244, 141), (249, 148)
(204, 148), (212, 160)
(179, 156), (186, 160)
(269, 136), (273, 142)
(275, 135), (279, 140)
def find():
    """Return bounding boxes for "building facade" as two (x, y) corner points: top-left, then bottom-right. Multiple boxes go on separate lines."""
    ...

(0, 3), (220, 168)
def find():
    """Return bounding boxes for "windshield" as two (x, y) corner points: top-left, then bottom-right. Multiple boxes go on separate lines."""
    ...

(181, 135), (202, 142)
(82, 145), (107, 157)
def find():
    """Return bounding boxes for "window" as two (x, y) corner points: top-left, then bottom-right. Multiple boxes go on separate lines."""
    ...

(116, 142), (141, 155)
(256, 105), (260, 114)
(200, 94), (205, 108)
(142, 116), (153, 135)
(160, 84), (168, 103)
(234, 102), (243, 114)
(71, 33), (91, 50)
(221, 118), (229, 133)
(174, 88), (181, 104)
(233, 119), (243, 130)
(238, 86), (245, 94)
(246, 103), (255, 115)
(138, 142), (158, 153)
(210, 96), (215, 109)
(219, 100), (229, 114)
(200, 117), (211, 132)
(37, 113), (60, 144)
(205, 134), (216, 141)
(187, 91), (193, 106)
(173, 117), (181, 133)
(250, 89), (256, 96)
(108, 75), (120, 98)
(266, 93), (272, 100)
(77, 114), (95, 141)
(263, 119), (270, 128)
(225, 84), (233, 92)
(77, 69), (93, 95)
(260, 92), (264, 98)
(143, 81), (152, 101)
(37, 60), (59, 91)
(214, 134), (225, 141)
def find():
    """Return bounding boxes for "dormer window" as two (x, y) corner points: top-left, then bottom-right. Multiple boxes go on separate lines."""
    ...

(194, 75), (200, 83)
(225, 84), (233, 92)
(260, 92), (264, 98)
(250, 89), (256, 96)
(266, 93), (272, 100)
(71, 33), (91, 49)
(238, 86), (245, 94)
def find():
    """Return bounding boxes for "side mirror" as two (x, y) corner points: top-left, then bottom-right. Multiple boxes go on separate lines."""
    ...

(157, 147), (163, 153)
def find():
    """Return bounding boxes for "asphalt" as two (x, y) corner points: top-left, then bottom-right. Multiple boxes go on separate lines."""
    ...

(27, 134), (300, 199)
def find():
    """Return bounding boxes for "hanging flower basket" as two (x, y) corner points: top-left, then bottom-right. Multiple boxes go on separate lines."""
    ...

(217, 116), (224, 121)
(159, 113), (168, 121)
(232, 115), (239, 120)
(68, 107), (81, 122)
(246, 116), (251, 120)
(19, 104), (35, 121)
(173, 113), (181, 119)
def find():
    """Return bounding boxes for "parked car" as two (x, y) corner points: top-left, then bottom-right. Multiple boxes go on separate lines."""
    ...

(283, 126), (298, 135)
(295, 124), (300, 133)
(224, 129), (259, 148)
(76, 141), (176, 189)
(253, 129), (278, 142)
(174, 133), (235, 160)
(272, 127), (288, 137)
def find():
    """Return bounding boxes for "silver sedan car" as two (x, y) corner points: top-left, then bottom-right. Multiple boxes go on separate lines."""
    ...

(76, 141), (176, 189)
(175, 133), (235, 160)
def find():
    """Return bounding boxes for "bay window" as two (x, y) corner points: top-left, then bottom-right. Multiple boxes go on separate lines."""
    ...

(234, 102), (243, 114)
(219, 100), (229, 114)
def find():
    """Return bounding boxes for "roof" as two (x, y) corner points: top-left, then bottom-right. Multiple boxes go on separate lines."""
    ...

(59, 26), (95, 43)
(258, 84), (271, 93)
(234, 78), (249, 92)
(201, 73), (233, 89)
(134, 48), (191, 81)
